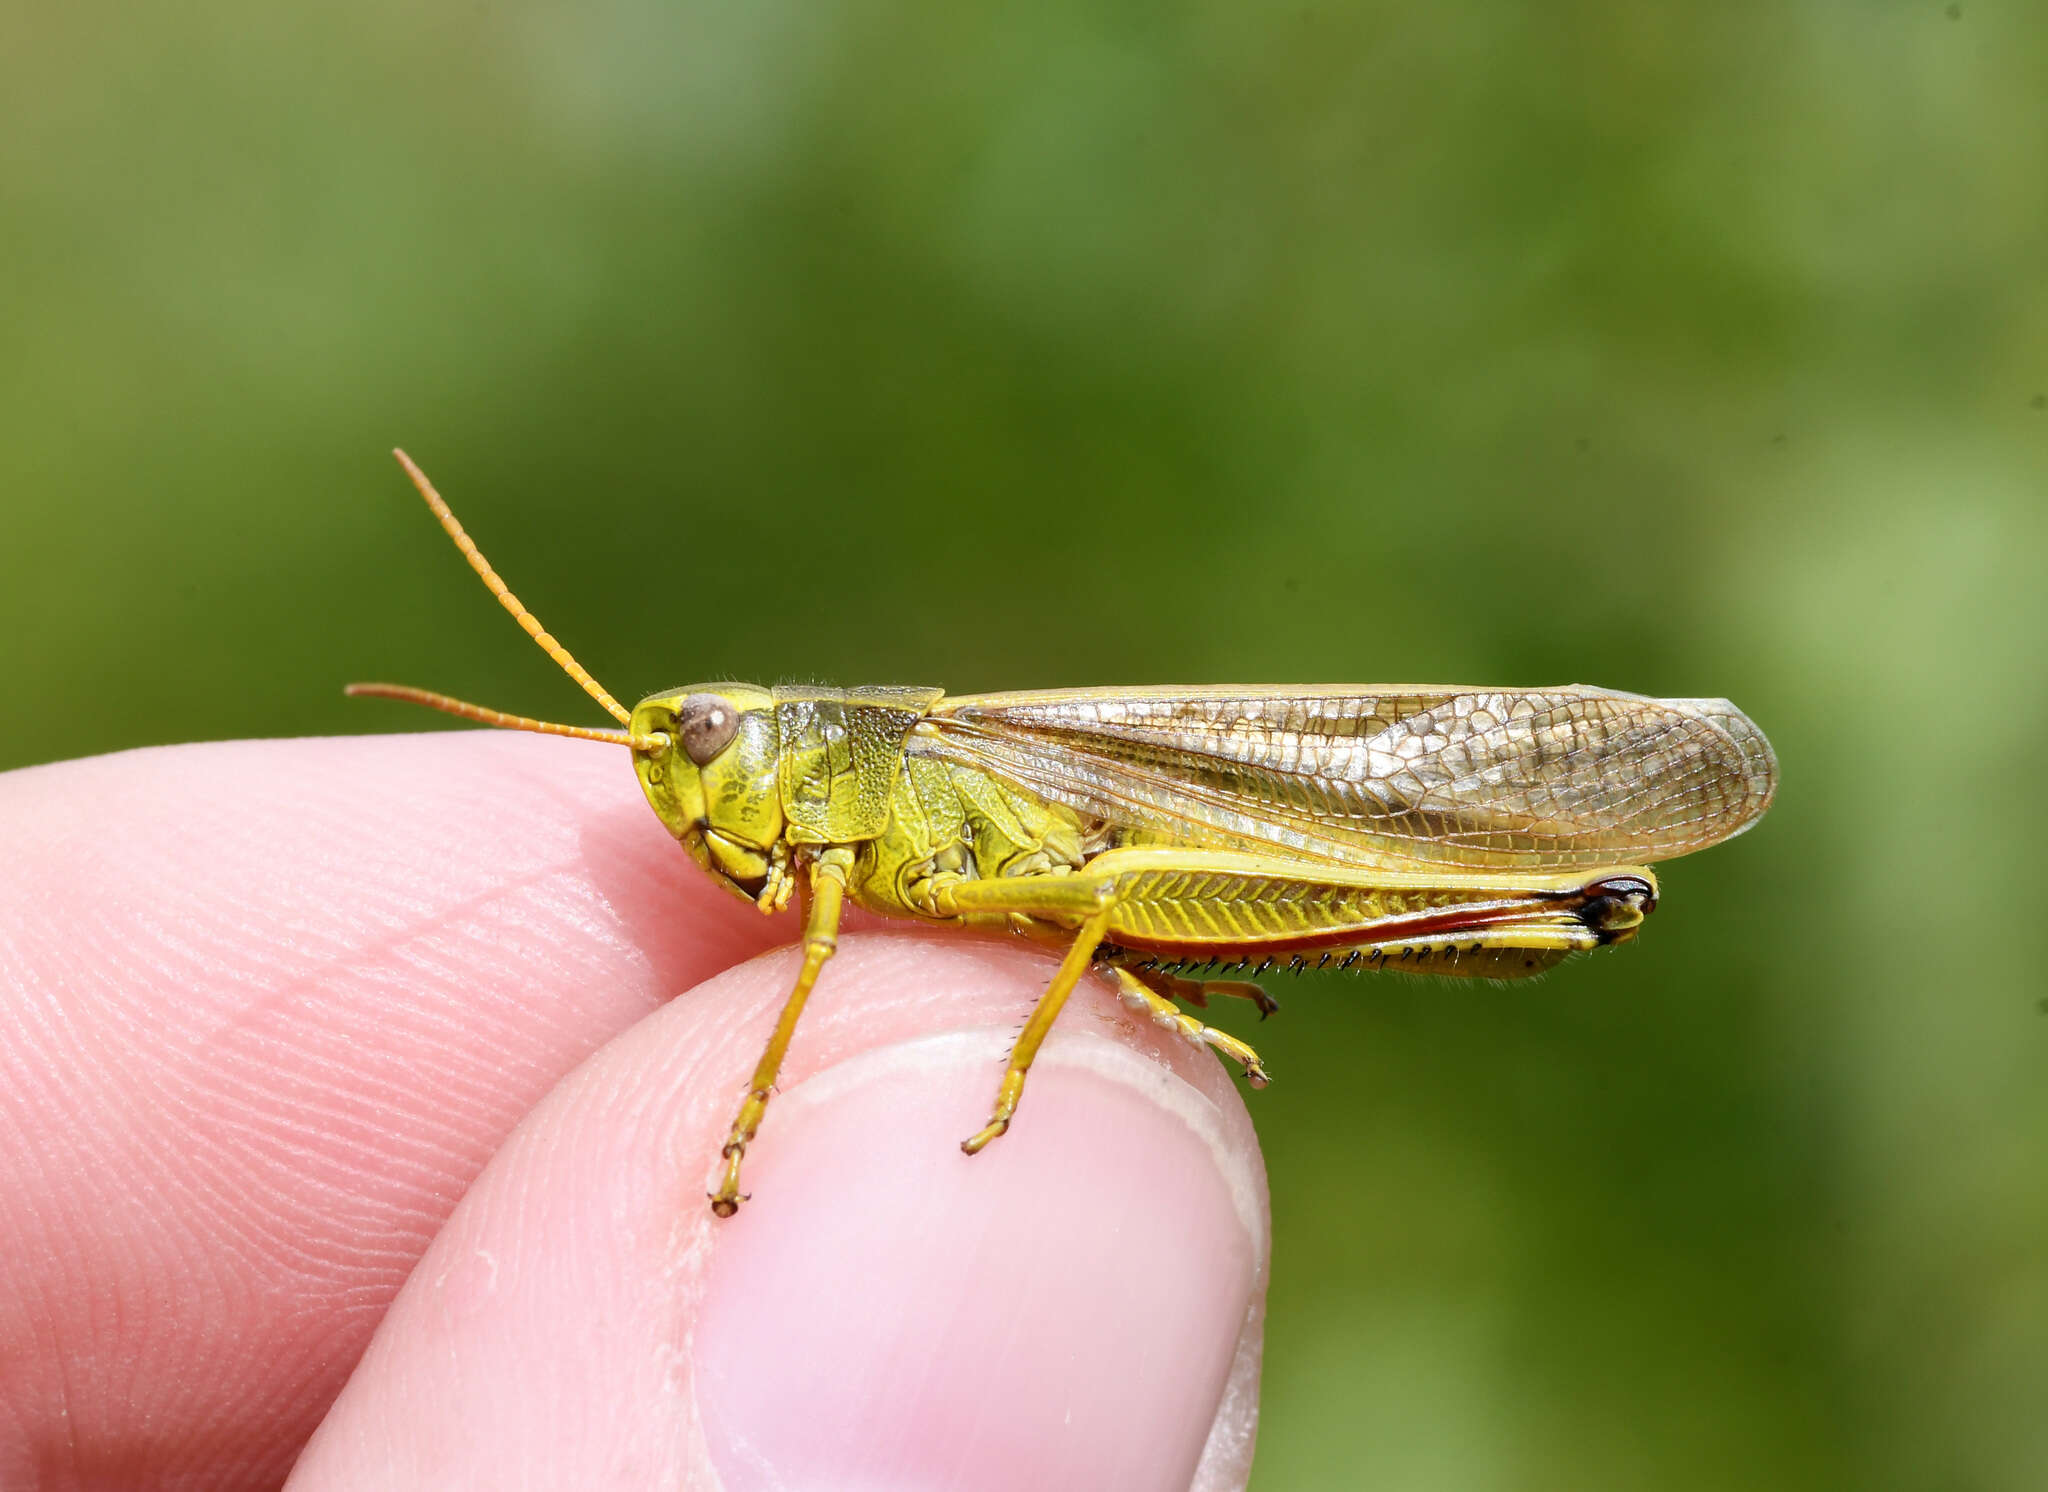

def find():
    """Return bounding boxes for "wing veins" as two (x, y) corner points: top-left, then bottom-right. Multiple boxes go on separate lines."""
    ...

(919, 687), (1775, 870)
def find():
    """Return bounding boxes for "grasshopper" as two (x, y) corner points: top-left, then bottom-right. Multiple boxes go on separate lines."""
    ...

(352, 452), (1777, 1215)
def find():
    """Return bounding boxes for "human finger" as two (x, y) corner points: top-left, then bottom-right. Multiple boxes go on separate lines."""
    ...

(286, 931), (1270, 1492)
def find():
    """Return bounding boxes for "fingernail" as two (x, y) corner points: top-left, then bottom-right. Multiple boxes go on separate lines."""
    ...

(693, 1027), (1266, 1492)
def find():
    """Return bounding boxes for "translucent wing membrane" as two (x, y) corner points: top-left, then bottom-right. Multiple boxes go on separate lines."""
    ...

(916, 686), (1776, 871)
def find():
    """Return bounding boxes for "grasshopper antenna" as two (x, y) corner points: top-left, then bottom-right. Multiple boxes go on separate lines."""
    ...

(389, 448), (631, 725)
(343, 683), (664, 750)
(347, 450), (668, 753)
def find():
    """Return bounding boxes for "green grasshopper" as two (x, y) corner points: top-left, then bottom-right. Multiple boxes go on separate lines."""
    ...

(352, 453), (1777, 1215)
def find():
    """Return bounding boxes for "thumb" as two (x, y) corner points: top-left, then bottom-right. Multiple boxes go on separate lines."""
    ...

(285, 932), (1270, 1492)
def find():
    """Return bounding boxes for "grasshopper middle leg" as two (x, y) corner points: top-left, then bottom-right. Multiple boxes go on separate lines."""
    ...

(937, 866), (1281, 1154)
(959, 901), (1116, 1154)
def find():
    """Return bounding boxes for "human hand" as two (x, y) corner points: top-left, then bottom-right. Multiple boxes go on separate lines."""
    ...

(0, 733), (1268, 1490)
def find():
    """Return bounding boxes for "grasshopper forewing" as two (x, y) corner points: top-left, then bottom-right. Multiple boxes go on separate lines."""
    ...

(351, 453), (1778, 1215)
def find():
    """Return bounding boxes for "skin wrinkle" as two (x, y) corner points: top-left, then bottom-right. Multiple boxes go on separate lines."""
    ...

(187, 818), (721, 1261)
(55, 1010), (420, 1286)
(200, 856), (593, 1046)
(169, 929), (607, 1211)
(171, 1056), (572, 1283)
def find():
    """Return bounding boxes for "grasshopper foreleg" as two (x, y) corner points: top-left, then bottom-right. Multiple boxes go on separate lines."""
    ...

(710, 849), (851, 1216)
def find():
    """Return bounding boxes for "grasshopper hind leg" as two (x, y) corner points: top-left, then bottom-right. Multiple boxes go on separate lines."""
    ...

(1111, 958), (1279, 1020)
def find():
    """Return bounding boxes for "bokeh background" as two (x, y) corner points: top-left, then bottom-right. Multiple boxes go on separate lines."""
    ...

(5, 3), (2044, 1487)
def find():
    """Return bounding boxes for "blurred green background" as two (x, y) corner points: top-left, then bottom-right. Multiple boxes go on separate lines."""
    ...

(5, 2), (2044, 1486)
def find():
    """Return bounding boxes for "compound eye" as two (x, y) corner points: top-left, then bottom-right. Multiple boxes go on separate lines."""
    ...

(675, 693), (741, 766)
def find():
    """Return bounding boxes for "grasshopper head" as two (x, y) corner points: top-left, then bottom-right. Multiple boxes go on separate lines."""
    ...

(630, 685), (785, 902)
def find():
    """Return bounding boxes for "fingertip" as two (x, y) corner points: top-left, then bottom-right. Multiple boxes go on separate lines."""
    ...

(696, 1015), (1268, 1492)
(289, 934), (1269, 1491)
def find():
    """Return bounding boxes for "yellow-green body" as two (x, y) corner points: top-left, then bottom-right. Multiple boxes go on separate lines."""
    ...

(354, 452), (1778, 1215)
(623, 683), (1758, 982)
